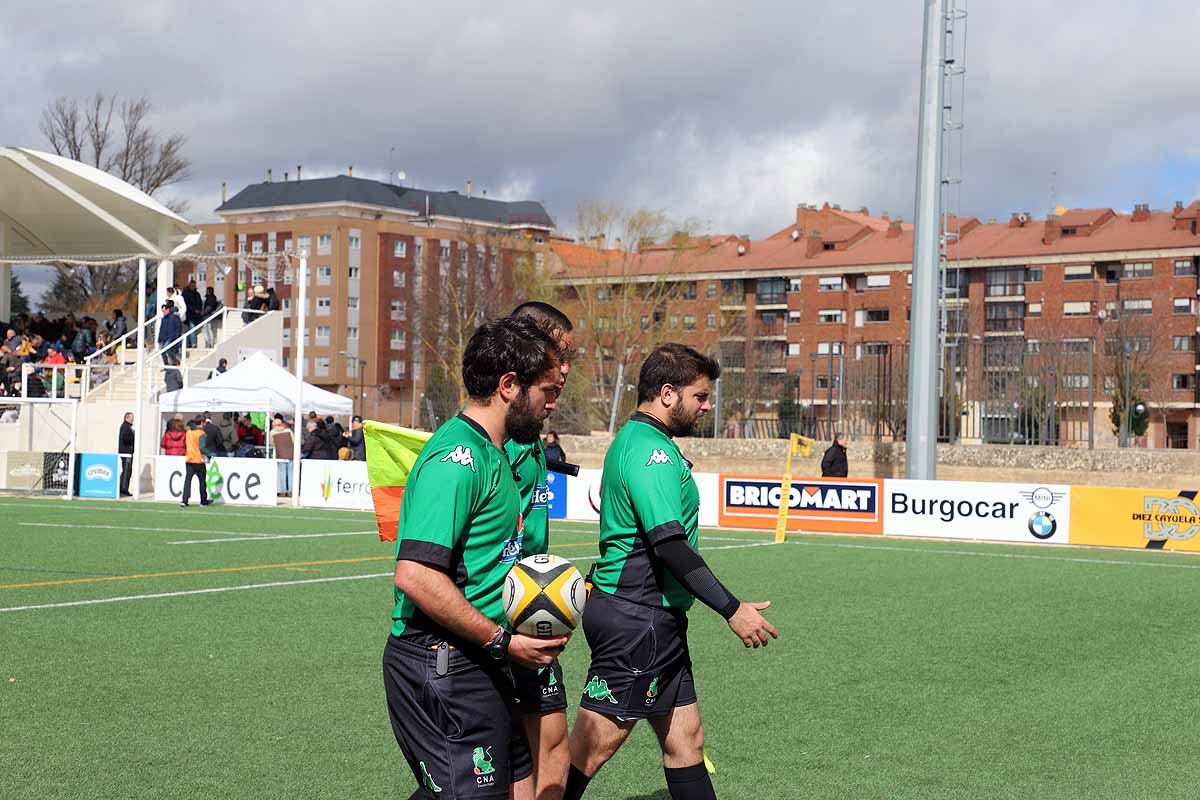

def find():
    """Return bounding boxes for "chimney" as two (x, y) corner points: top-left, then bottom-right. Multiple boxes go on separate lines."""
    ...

(805, 230), (824, 257)
(1131, 203), (1150, 222)
(1174, 200), (1184, 214)
(284, 171), (289, 182)
(881, 211), (889, 221)
(297, 165), (302, 181)
(859, 206), (869, 215)
(221, 181), (227, 203)
(886, 220), (903, 239)
(1043, 214), (1062, 246)
(466, 180), (472, 198)
(266, 168), (272, 183)
(348, 165), (353, 177)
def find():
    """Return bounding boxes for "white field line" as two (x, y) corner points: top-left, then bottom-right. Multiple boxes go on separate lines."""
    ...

(169, 531), (379, 545)
(0, 499), (367, 522)
(19, 522), (286, 538)
(0, 542), (780, 613)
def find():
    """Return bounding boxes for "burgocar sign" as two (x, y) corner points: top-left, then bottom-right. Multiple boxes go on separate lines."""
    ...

(884, 479), (1070, 544)
(718, 475), (884, 534)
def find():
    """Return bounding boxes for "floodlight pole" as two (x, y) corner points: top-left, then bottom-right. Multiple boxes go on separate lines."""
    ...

(905, 0), (948, 480)
(132, 258), (147, 499)
(291, 253), (308, 507)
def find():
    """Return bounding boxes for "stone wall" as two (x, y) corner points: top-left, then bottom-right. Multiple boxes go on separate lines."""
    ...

(558, 434), (1199, 489)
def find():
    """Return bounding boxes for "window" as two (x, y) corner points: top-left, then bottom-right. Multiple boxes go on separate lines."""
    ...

(1104, 375), (1117, 393)
(906, 272), (913, 286)
(1063, 338), (1091, 353)
(347, 327), (358, 340)
(1173, 335), (1195, 352)
(414, 242), (423, 260)
(669, 316), (679, 330)
(721, 279), (744, 301)
(316, 297), (331, 316)
(788, 278), (802, 293)
(250, 240), (263, 255)
(347, 297), (359, 310)
(819, 276), (845, 292)
(390, 330), (406, 350)
(865, 308), (889, 323)
(817, 342), (843, 355)
(393, 241), (407, 258)
(755, 277), (787, 305)
(788, 310), (801, 324)
(1025, 267), (1042, 283)
(283, 238), (293, 254)
(816, 375), (841, 389)
(315, 325), (330, 344)
(1105, 337), (1151, 356)
(348, 266), (360, 280)
(986, 266), (1025, 297)
(706, 283), (717, 299)
(985, 302), (1024, 332)
(1174, 298), (1195, 314)
(867, 274), (891, 289)
(683, 315), (696, 331)
(389, 360), (406, 379)
(818, 309), (845, 324)
(1122, 262), (1153, 279)
(1026, 302), (1042, 318)
(1062, 374), (1089, 390)
(1063, 265), (1093, 281)
(390, 300), (406, 321)
(706, 313), (716, 330)
(1026, 340), (1041, 353)
(314, 357), (330, 377)
(1122, 299), (1152, 315)
(282, 298), (291, 312)
(214, 235), (226, 254)
(317, 234), (332, 255)
(283, 271), (293, 285)
(316, 265), (332, 285)
(1174, 374), (1196, 391)
(348, 233), (361, 250)
(681, 282), (697, 301)
(297, 236), (312, 256)
(439, 242), (450, 259)
(393, 270), (406, 288)
(595, 286), (612, 302)
(1175, 259), (1196, 276)
(1062, 301), (1092, 318)
(534, 234), (546, 244)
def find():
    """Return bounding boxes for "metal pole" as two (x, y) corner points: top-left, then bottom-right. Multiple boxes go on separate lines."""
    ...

(1087, 341), (1095, 449)
(1120, 351), (1131, 448)
(826, 347), (835, 436)
(607, 359), (625, 434)
(809, 353), (817, 437)
(905, 0), (947, 479)
(712, 376), (722, 438)
(132, 258), (147, 499)
(65, 399), (79, 500)
(291, 254), (307, 507)
(837, 351), (845, 430)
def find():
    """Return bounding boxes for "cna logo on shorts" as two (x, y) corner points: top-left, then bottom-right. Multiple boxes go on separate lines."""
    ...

(85, 464), (113, 481)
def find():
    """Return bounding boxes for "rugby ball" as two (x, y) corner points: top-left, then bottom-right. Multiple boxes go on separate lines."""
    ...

(503, 554), (587, 638)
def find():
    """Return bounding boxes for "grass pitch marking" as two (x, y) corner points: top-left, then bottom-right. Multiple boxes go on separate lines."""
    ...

(169, 530), (381, 544)
(0, 498), (370, 523)
(18, 522), (289, 538)
(789, 538), (1200, 569)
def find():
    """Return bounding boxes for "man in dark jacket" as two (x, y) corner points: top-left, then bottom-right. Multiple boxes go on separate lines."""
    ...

(118, 412), (135, 497)
(157, 304), (182, 365)
(182, 280), (203, 346)
(820, 432), (849, 478)
(345, 415), (366, 460)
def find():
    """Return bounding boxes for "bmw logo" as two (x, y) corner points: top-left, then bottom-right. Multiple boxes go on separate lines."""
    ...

(1028, 511), (1057, 540)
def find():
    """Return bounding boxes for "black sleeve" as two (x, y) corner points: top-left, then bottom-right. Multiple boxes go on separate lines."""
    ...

(648, 535), (741, 619)
(820, 447), (834, 474)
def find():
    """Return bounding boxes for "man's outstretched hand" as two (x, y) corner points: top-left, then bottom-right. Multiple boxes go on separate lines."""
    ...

(728, 601), (779, 648)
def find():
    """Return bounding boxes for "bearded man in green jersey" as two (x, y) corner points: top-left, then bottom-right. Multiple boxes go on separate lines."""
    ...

(563, 343), (778, 800)
(383, 316), (568, 800)
(506, 302), (575, 800)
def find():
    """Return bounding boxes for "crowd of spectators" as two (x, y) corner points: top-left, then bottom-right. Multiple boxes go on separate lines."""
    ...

(0, 310), (132, 397)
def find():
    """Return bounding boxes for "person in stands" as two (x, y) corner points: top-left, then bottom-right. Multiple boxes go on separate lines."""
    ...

(161, 418), (187, 456)
(543, 430), (566, 463)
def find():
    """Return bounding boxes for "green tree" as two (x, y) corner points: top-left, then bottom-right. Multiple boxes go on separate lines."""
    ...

(9, 273), (31, 316)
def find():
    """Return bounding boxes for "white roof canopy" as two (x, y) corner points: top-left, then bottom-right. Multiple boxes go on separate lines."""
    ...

(0, 146), (199, 260)
(158, 352), (353, 416)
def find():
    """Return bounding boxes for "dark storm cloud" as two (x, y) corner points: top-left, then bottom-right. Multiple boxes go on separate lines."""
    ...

(4, 0), (1199, 248)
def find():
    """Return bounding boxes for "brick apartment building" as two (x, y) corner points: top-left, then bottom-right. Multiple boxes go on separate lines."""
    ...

(178, 173), (554, 425)
(551, 201), (1200, 448)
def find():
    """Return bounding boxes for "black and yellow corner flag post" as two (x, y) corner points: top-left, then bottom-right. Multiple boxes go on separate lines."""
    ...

(773, 433), (814, 543)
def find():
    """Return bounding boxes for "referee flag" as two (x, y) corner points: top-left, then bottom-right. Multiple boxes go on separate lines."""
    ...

(364, 421), (432, 542)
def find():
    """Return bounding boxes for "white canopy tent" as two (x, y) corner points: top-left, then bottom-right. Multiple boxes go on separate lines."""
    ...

(0, 145), (201, 499)
(158, 352), (352, 416)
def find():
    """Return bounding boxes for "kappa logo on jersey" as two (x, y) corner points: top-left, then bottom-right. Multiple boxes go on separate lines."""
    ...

(584, 676), (620, 704)
(440, 445), (476, 472)
(645, 449), (674, 466)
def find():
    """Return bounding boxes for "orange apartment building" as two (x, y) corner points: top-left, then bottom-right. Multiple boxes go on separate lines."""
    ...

(178, 173), (554, 425)
(551, 201), (1200, 448)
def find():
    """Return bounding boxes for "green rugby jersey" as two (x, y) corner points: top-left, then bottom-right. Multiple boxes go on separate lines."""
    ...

(505, 438), (550, 557)
(391, 413), (522, 641)
(591, 412), (700, 611)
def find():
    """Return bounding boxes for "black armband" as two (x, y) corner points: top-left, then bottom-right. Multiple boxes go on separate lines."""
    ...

(650, 536), (741, 619)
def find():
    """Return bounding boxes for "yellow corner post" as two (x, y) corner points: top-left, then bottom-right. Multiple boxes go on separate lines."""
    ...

(773, 433), (814, 543)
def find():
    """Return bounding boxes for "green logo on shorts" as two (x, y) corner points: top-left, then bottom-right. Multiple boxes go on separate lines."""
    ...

(419, 761), (442, 794)
(584, 676), (619, 705)
(646, 676), (660, 700)
(472, 746), (495, 776)
(539, 666), (558, 688)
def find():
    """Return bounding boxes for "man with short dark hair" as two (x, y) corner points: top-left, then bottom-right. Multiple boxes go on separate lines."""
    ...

(383, 315), (567, 800)
(118, 412), (135, 497)
(564, 343), (778, 800)
(821, 431), (849, 478)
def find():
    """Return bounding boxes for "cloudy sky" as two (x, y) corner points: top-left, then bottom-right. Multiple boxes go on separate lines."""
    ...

(7, 0), (1200, 303)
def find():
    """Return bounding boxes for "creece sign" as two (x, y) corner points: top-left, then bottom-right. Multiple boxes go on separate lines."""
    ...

(718, 475), (884, 534)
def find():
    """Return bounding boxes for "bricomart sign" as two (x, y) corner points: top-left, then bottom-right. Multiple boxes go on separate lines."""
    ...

(885, 479), (1070, 544)
(718, 475), (884, 534)
(1070, 486), (1200, 551)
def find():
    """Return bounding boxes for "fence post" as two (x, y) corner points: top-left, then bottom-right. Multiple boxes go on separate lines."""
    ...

(1087, 342), (1095, 449)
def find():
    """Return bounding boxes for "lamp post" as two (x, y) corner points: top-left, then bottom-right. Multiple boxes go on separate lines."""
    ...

(339, 351), (367, 418)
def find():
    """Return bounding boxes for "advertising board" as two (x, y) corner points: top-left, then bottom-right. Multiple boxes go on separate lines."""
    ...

(563, 469), (720, 526)
(1070, 486), (1200, 551)
(718, 475), (884, 534)
(545, 470), (567, 520)
(298, 460), (373, 511)
(154, 456), (277, 506)
(76, 453), (120, 499)
(5, 452), (44, 491)
(884, 479), (1070, 544)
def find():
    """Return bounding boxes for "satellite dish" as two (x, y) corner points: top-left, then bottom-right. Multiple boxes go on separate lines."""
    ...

(791, 230), (801, 241)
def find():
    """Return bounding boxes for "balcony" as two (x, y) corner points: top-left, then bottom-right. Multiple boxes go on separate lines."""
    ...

(984, 317), (1024, 334)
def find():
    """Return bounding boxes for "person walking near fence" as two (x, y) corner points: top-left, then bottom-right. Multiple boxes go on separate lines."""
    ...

(118, 412), (135, 497)
(271, 417), (294, 495)
(820, 432), (849, 478)
(180, 418), (213, 507)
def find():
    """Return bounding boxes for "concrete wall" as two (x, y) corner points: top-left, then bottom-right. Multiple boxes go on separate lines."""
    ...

(558, 433), (1199, 489)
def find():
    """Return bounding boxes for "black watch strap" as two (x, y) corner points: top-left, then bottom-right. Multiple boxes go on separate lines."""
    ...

(483, 628), (511, 661)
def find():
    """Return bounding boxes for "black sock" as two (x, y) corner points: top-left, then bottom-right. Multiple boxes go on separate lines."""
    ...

(562, 764), (593, 800)
(664, 762), (716, 800)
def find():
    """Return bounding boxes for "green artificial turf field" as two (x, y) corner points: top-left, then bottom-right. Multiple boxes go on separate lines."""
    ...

(3, 496), (1200, 799)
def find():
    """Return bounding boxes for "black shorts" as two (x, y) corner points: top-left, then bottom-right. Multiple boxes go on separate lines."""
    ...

(511, 658), (568, 714)
(578, 590), (697, 720)
(383, 636), (532, 798)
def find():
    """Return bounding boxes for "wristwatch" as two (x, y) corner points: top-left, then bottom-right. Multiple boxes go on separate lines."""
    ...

(482, 626), (511, 662)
